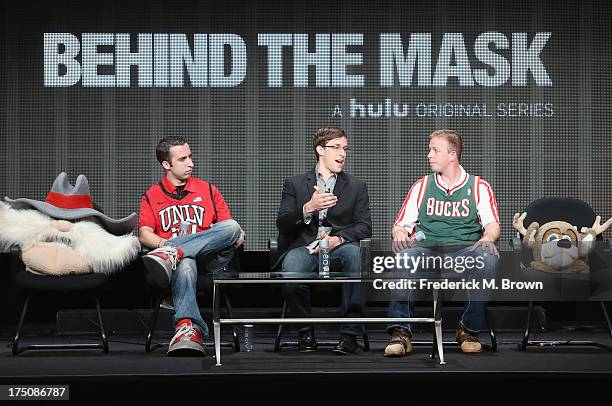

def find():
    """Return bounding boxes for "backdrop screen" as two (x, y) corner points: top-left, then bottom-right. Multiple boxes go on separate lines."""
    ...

(1, 0), (611, 250)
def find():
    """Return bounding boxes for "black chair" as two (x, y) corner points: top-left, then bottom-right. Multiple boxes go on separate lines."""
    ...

(510, 197), (612, 350)
(269, 237), (371, 352)
(10, 247), (110, 355)
(143, 248), (241, 353)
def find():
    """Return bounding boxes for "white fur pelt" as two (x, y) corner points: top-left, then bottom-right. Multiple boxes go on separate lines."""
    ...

(0, 202), (140, 274)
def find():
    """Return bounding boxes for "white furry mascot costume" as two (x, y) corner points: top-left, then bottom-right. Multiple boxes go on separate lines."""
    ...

(0, 172), (140, 276)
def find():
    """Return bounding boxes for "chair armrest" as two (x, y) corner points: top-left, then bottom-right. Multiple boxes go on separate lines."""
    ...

(268, 237), (278, 254)
(359, 238), (372, 275)
(509, 236), (530, 271)
(604, 239), (612, 267)
(269, 237), (279, 269)
(8, 246), (30, 276)
(509, 237), (522, 251)
(510, 237), (523, 263)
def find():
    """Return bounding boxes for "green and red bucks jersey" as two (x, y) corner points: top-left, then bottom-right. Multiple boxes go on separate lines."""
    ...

(416, 174), (482, 245)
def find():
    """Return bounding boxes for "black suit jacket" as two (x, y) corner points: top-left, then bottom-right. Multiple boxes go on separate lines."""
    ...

(273, 168), (372, 270)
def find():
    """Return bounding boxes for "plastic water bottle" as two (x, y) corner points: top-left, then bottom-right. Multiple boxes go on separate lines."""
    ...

(319, 238), (330, 278)
(243, 324), (254, 352)
(414, 230), (426, 241)
(178, 221), (190, 236)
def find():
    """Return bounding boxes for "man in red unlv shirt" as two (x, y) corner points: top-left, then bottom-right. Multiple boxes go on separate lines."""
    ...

(140, 136), (244, 356)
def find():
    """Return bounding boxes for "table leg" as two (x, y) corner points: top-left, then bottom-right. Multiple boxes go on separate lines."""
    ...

(213, 282), (222, 366)
(433, 288), (445, 365)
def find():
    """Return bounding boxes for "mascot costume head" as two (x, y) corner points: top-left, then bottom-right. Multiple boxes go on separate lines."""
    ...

(0, 172), (139, 276)
(513, 212), (612, 274)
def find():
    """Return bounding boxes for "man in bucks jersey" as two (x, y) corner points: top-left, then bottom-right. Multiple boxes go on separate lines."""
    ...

(385, 129), (500, 355)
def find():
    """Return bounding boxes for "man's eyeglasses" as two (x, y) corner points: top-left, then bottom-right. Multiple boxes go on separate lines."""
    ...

(323, 145), (350, 152)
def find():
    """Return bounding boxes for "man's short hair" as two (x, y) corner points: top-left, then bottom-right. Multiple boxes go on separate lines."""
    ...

(313, 127), (348, 162)
(430, 129), (463, 161)
(156, 136), (188, 165)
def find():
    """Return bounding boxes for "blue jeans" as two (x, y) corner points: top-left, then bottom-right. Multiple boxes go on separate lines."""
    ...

(281, 244), (363, 336)
(386, 245), (498, 334)
(164, 219), (242, 336)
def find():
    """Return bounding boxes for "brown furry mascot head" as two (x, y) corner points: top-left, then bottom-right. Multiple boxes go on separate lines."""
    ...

(0, 172), (139, 276)
(513, 212), (612, 273)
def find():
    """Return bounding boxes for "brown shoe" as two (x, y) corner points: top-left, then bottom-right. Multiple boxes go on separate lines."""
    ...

(384, 328), (412, 357)
(456, 326), (482, 353)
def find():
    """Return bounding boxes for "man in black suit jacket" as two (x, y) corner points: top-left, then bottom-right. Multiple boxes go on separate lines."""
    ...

(275, 127), (372, 355)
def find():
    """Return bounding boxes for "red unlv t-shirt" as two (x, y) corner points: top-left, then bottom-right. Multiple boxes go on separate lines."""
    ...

(139, 176), (232, 239)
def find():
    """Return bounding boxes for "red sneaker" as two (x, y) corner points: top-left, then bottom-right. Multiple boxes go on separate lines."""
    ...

(168, 319), (205, 357)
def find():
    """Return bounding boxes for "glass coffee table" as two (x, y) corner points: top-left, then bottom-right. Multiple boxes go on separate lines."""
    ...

(212, 271), (445, 366)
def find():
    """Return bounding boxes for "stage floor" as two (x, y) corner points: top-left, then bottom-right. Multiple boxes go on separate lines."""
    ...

(1, 330), (612, 402)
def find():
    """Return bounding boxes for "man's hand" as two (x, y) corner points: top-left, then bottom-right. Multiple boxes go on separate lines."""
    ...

(308, 233), (343, 255)
(303, 186), (338, 215)
(235, 228), (246, 248)
(139, 225), (166, 249)
(469, 222), (500, 257)
(392, 226), (415, 254)
(469, 238), (500, 257)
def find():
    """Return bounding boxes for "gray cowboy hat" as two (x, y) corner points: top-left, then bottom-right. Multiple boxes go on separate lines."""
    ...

(4, 172), (137, 236)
